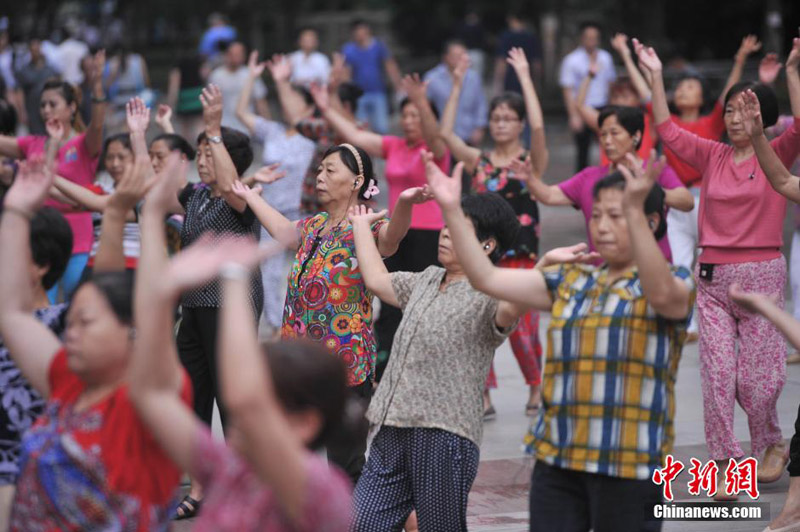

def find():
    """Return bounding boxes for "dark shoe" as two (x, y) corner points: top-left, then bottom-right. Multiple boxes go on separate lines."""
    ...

(174, 495), (202, 520)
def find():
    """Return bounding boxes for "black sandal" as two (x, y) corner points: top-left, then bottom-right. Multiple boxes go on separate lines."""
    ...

(174, 495), (202, 520)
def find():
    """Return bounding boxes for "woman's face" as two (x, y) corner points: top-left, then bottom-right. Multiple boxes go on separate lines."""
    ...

(610, 89), (639, 108)
(724, 93), (752, 147)
(40, 89), (75, 128)
(149, 140), (174, 174)
(315, 152), (359, 205)
(599, 115), (638, 164)
(488, 103), (523, 144)
(104, 140), (133, 182)
(400, 102), (423, 142)
(674, 79), (704, 111)
(196, 140), (217, 185)
(64, 284), (132, 384)
(589, 188), (633, 265)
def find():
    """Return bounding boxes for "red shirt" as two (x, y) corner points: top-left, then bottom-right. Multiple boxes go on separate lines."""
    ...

(11, 349), (191, 532)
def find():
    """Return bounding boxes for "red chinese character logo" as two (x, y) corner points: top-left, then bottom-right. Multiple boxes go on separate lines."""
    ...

(652, 454), (684, 501)
(724, 457), (759, 499)
(687, 458), (719, 497)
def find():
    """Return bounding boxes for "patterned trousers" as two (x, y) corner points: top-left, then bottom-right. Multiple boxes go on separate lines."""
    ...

(486, 256), (542, 388)
(696, 257), (787, 460)
(353, 426), (479, 531)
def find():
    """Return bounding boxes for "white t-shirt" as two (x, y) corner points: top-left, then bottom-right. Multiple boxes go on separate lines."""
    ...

(558, 47), (617, 109)
(208, 66), (268, 134)
(288, 51), (331, 87)
(57, 39), (90, 85)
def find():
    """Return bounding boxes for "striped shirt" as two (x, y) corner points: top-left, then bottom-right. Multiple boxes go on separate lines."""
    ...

(524, 263), (695, 480)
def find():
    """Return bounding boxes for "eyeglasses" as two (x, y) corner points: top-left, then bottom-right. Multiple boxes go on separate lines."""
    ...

(489, 116), (522, 124)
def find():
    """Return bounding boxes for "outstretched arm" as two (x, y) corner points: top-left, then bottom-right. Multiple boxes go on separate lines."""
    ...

(719, 35), (762, 104)
(313, 85), (383, 157)
(0, 157), (62, 397)
(84, 49), (108, 158)
(634, 39), (670, 126)
(230, 180), (300, 249)
(576, 72), (601, 132)
(507, 47), (549, 175)
(787, 37), (800, 118)
(377, 186), (433, 256)
(401, 74), (447, 159)
(266, 54), (308, 127)
(610, 33), (652, 101)
(237, 51), (269, 134)
(438, 54), (481, 174)
(201, 84), (247, 212)
(510, 157), (571, 205)
(349, 205), (399, 306)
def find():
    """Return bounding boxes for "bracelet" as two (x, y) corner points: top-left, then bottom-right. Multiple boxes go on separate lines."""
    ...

(91, 94), (108, 104)
(2, 206), (33, 221)
(220, 262), (250, 280)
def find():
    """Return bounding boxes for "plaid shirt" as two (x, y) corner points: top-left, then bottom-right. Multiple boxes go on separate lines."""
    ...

(524, 263), (695, 480)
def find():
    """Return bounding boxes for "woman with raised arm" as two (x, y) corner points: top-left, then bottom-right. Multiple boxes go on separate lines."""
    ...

(313, 70), (450, 369)
(426, 151), (694, 532)
(0, 50), (107, 301)
(0, 207), (71, 531)
(238, 51), (316, 336)
(637, 36), (800, 492)
(439, 46), (548, 416)
(0, 154), (189, 531)
(231, 142), (426, 483)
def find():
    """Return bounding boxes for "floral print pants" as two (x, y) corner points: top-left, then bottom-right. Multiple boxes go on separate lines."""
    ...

(696, 257), (786, 460)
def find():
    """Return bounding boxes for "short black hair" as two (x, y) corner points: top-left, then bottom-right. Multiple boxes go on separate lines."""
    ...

(460, 193), (521, 263)
(442, 38), (466, 55)
(99, 133), (132, 172)
(321, 144), (375, 201)
(77, 271), (135, 326)
(579, 21), (602, 34)
(399, 97), (440, 121)
(264, 340), (349, 449)
(30, 207), (73, 290)
(489, 92), (525, 120)
(673, 74), (710, 112)
(598, 105), (645, 149)
(197, 126), (253, 176)
(337, 82), (363, 111)
(153, 133), (195, 160)
(293, 84), (315, 107)
(592, 172), (667, 240)
(0, 97), (17, 134)
(350, 18), (370, 30)
(296, 26), (317, 39)
(723, 81), (779, 128)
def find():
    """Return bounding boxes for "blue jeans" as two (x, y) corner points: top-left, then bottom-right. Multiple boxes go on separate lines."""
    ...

(47, 253), (89, 303)
(356, 91), (390, 135)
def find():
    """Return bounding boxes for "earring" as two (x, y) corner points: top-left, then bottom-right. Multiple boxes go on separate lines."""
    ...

(484, 244), (491, 250)
(649, 220), (655, 229)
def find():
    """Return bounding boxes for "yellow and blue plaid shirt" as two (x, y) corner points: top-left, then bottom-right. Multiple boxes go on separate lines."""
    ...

(524, 263), (696, 480)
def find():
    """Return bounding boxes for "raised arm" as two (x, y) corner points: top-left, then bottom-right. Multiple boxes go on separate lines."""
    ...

(787, 37), (800, 118)
(634, 39), (670, 126)
(507, 47), (549, 176)
(438, 54), (481, 173)
(576, 71), (601, 132)
(84, 49), (108, 158)
(313, 85), (383, 157)
(424, 154), (553, 310)
(730, 284), (800, 352)
(0, 157), (62, 397)
(610, 33), (652, 101)
(236, 51), (268, 134)
(348, 205), (399, 306)
(739, 89), (800, 203)
(377, 185), (432, 256)
(155, 104), (176, 134)
(201, 84), (247, 212)
(266, 54), (309, 127)
(620, 153), (691, 319)
(662, 186), (695, 212)
(230, 180), (300, 248)
(509, 157), (572, 206)
(719, 35), (762, 104)
(401, 73), (447, 159)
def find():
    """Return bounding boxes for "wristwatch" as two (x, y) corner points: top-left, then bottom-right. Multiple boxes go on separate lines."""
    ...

(91, 94), (108, 104)
(207, 135), (223, 144)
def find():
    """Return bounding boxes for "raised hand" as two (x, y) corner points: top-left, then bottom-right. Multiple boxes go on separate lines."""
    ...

(347, 204), (388, 227)
(87, 49), (106, 90)
(252, 163), (287, 185)
(4, 155), (54, 213)
(423, 150), (462, 211)
(231, 179), (263, 202)
(619, 151), (665, 211)
(155, 104), (173, 129)
(45, 118), (65, 141)
(126, 97), (151, 134)
(506, 47), (530, 75)
(610, 33), (630, 57)
(787, 37), (800, 72)
(633, 38), (662, 74)
(588, 54), (600, 78)
(539, 242), (602, 268)
(452, 53), (471, 86)
(737, 89), (764, 137)
(398, 185), (434, 205)
(247, 50), (268, 78)
(309, 82), (330, 112)
(266, 54), (291, 83)
(200, 84), (223, 133)
(329, 52), (348, 89)
(400, 73), (427, 103)
(736, 35), (762, 61)
(728, 282), (778, 314)
(759, 53), (783, 85)
(108, 153), (156, 212)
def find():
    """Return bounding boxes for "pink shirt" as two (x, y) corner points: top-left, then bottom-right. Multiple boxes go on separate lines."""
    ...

(382, 136), (448, 230)
(558, 163), (684, 261)
(191, 426), (352, 532)
(17, 134), (99, 254)
(657, 118), (800, 264)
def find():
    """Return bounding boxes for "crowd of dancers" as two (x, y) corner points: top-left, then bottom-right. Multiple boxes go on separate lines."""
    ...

(0, 12), (799, 532)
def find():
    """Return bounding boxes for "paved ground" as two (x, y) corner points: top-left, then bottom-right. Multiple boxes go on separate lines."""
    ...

(175, 120), (799, 531)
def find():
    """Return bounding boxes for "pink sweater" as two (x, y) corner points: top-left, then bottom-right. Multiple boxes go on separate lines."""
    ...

(656, 118), (800, 264)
